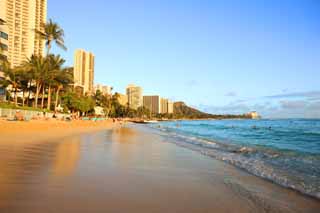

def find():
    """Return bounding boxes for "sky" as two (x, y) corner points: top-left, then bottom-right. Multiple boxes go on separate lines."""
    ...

(48, 0), (320, 118)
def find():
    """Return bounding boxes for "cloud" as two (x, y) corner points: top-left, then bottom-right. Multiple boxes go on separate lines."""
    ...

(198, 99), (320, 118)
(265, 91), (320, 99)
(199, 103), (251, 115)
(225, 91), (237, 97)
(279, 100), (308, 109)
(197, 90), (320, 118)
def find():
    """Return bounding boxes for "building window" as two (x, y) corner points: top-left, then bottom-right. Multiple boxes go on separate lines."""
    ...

(0, 31), (8, 40)
(0, 54), (7, 61)
(0, 43), (8, 51)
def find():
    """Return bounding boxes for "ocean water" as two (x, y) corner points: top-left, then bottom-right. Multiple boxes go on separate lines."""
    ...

(148, 119), (320, 199)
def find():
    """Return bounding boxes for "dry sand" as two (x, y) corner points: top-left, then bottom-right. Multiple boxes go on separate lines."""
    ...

(0, 119), (115, 145)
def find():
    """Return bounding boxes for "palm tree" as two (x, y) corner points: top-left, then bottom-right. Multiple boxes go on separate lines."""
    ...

(24, 55), (47, 108)
(0, 62), (22, 106)
(54, 67), (73, 110)
(18, 69), (32, 106)
(44, 54), (66, 110)
(35, 19), (67, 56)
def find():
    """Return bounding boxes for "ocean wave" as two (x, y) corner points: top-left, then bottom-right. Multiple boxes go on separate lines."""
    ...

(150, 125), (320, 200)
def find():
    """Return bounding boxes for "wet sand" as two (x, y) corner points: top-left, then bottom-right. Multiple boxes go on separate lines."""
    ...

(0, 124), (319, 212)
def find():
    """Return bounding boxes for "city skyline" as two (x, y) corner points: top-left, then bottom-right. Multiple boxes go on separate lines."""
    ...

(3, 0), (318, 118)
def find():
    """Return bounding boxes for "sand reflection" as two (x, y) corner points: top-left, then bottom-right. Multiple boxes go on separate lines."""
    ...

(51, 138), (80, 177)
(112, 127), (137, 143)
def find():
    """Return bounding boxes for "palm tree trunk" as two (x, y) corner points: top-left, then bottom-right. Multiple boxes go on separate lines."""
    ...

(14, 87), (18, 106)
(26, 89), (29, 106)
(35, 83), (41, 108)
(22, 90), (25, 107)
(41, 85), (45, 109)
(54, 85), (62, 110)
(47, 42), (51, 56)
(27, 87), (31, 106)
(47, 85), (52, 110)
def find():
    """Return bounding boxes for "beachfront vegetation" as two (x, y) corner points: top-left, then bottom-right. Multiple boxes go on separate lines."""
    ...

(35, 18), (67, 55)
(0, 19), (73, 112)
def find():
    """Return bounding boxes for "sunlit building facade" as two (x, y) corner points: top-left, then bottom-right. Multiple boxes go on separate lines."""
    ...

(126, 84), (142, 110)
(167, 100), (174, 114)
(0, 0), (47, 67)
(143, 95), (161, 114)
(160, 98), (168, 114)
(74, 49), (95, 95)
(95, 84), (112, 95)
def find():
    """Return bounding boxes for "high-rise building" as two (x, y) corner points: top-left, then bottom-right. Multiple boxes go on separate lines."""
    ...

(0, 0), (47, 67)
(167, 100), (174, 114)
(117, 93), (128, 106)
(160, 98), (168, 114)
(73, 49), (95, 95)
(94, 84), (112, 95)
(126, 84), (142, 110)
(0, 15), (9, 101)
(143, 96), (161, 114)
(0, 18), (9, 64)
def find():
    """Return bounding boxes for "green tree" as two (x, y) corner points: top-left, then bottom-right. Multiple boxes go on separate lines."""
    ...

(36, 19), (67, 56)
(54, 67), (73, 110)
(0, 62), (22, 106)
(18, 68), (32, 106)
(24, 55), (47, 108)
(45, 54), (66, 110)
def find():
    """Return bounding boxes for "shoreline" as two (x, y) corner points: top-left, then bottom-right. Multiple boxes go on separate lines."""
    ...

(0, 121), (319, 212)
(144, 121), (320, 201)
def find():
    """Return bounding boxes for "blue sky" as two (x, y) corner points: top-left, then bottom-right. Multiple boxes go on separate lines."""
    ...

(48, 0), (320, 118)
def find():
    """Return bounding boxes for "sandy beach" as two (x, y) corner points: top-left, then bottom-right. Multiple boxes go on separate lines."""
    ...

(0, 119), (115, 145)
(0, 122), (319, 212)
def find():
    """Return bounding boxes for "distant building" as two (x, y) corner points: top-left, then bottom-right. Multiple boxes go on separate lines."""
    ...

(167, 100), (174, 114)
(94, 106), (105, 116)
(143, 96), (161, 114)
(248, 111), (260, 119)
(95, 84), (112, 95)
(117, 93), (128, 106)
(0, 0), (47, 67)
(73, 49), (95, 95)
(160, 98), (168, 114)
(126, 84), (143, 110)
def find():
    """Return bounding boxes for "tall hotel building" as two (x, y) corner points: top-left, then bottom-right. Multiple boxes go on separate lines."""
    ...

(74, 49), (95, 95)
(143, 96), (161, 114)
(143, 96), (174, 114)
(160, 98), (168, 114)
(167, 100), (174, 114)
(126, 84), (143, 110)
(0, 0), (47, 67)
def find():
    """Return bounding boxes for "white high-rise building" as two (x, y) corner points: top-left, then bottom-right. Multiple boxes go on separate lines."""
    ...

(95, 84), (112, 95)
(0, 0), (47, 67)
(126, 84), (143, 110)
(74, 49), (95, 95)
(167, 100), (174, 114)
(160, 98), (168, 114)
